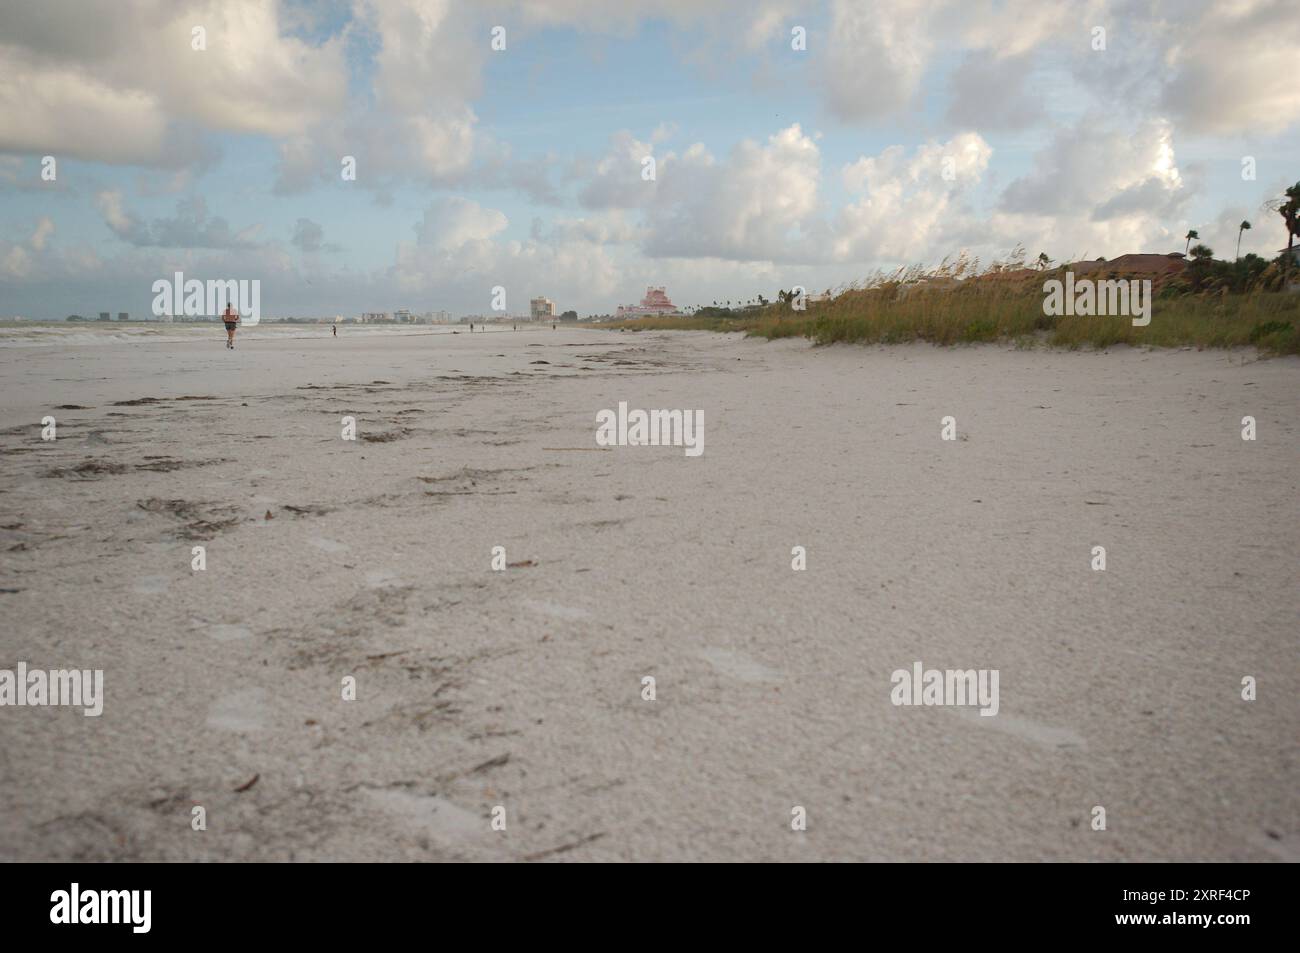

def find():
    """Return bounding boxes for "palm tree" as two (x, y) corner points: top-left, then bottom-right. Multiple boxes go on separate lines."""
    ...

(1036, 252), (1051, 270)
(1236, 220), (1251, 259)
(1280, 183), (1298, 275)
(1263, 182), (1300, 277)
(1184, 229), (1198, 255)
(1189, 243), (1214, 262)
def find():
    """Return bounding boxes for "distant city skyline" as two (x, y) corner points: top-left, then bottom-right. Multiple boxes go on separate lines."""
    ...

(2, 0), (1298, 320)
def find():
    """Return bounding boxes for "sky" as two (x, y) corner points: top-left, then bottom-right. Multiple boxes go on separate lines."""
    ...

(1, 0), (1298, 320)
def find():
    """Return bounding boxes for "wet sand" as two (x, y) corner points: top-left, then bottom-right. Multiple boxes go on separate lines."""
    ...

(1, 326), (1296, 861)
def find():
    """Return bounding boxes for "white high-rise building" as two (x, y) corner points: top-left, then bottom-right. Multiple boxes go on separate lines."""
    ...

(530, 297), (555, 320)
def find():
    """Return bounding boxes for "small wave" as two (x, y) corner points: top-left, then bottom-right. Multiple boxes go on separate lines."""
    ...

(0, 324), (465, 348)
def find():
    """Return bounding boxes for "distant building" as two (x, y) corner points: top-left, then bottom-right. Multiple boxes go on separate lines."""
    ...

(361, 312), (389, 323)
(530, 296), (555, 321)
(394, 309), (413, 323)
(98, 312), (111, 321)
(117, 312), (129, 321)
(616, 286), (679, 318)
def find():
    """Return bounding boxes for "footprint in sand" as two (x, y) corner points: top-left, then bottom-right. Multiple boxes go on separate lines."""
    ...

(698, 647), (781, 684)
(309, 537), (348, 554)
(946, 707), (1086, 749)
(202, 623), (253, 643)
(206, 689), (267, 733)
(523, 599), (589, 620)
(132, 575), (170, 595)
(364, 788), (483, 842)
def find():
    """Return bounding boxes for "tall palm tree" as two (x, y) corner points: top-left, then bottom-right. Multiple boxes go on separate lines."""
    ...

(1184, 229), (1199, 255)
(1236, 220), (1251, 259)
(1283, 184), (1299, 274)
(1036, 252), (1051, 270)
(1263, 182), (1300, 277)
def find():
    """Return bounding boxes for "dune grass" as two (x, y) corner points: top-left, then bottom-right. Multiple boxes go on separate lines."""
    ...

(599, 262), (1300, 355)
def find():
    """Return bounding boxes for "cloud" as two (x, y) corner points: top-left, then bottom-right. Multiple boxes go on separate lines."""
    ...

(392, 210), (625, 314)
(643, 124), (822, 261)
(575, 131), (660, 209)
(822, 0), (942, 121)
(291, 217), (325, 252)
(993, 116), (1192, 258)
(541, 211), (639, 246)
(1000, 117), (1183, 218)
(413, 196), (507, 251)
(30, 216), (55, 251)
(6, 0), (1300, 321)
(0, 0), (346, 167)
(1198, 206), (1275, 260)
(1159, 0), (1300, 136)
(944, 51), (1045, 132)
(833, 133), (993, 263)
(95, 191), (262, 248)
(94, 190), (151, 245)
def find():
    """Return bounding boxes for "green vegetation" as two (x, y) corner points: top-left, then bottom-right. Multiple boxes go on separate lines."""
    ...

(602, 181), (1300, 355)
(598, 252), (1300, 355)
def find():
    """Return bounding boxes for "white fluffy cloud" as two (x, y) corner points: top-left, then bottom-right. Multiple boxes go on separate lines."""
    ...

(576, 131), (660, 210)
(1159, 0), (1300, 135)
(392, 201), (624, 313)
(833, 133), (993, 263)
(0, 219), (55, 279)
(413, 196), (507, 251)
(0, 0), (346, 166)
(991, 117), (1192, 259)
(822, 0), (941, 121)
(1000, 117), (1185, 219)
(643, 124), (822, 261)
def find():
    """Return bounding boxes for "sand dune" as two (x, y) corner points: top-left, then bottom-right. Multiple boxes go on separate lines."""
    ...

(1, 326), (1296, 861)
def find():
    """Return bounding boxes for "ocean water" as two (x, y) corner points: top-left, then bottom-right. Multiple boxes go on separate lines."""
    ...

(0, 322), (467, 348)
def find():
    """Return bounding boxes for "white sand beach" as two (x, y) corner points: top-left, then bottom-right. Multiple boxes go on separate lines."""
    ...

(1, 325), (1296, 861)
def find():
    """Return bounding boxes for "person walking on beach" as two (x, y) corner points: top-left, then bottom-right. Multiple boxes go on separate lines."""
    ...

(222, 303), (240, 349)
(332, 323), (337, 337)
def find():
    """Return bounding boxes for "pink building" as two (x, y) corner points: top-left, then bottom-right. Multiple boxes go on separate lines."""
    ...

(616, 286), (679, 318)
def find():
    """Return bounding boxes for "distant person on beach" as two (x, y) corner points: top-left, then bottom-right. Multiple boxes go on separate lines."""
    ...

(470, 322), (474, 332)
(332, 324), (337, 337)
(222, 303), (239, 349)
